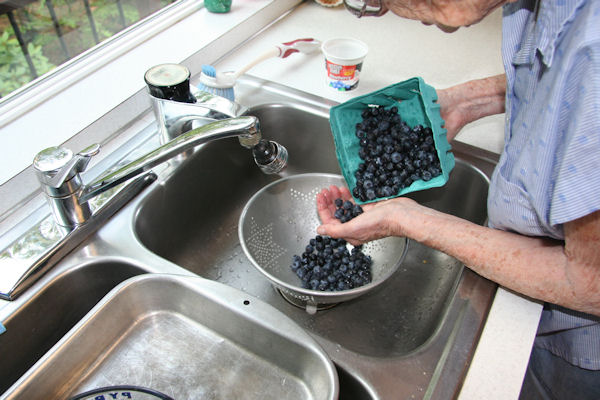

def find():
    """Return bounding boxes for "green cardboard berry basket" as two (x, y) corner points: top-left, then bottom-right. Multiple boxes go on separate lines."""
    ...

(329, 77), (455, 204)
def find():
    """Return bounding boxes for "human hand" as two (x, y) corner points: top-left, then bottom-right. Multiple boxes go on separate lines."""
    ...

(316, 185), (422, 245)
(435, 86), (469, 141)
(315, 185), (354, 225)
(435, 74), (507, 141)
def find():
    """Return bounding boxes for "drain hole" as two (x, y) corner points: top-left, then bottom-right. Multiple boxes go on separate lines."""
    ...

(243, 300), (250, 305)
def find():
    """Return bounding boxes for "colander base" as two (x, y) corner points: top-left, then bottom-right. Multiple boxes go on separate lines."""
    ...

(277, 288), (339, 312)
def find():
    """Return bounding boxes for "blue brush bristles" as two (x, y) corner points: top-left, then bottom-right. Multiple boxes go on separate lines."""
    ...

(201, 64), (216, 77)
(198, 64), (235, 101)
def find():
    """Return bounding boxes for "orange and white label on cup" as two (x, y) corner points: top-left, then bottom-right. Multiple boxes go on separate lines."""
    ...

(321, 38), (368, 92)
(325, 60), (363, 91)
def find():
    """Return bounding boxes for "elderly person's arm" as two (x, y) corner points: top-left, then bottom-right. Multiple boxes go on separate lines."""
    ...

(316, 187), (600, 317)
(436, 74), (506, 141)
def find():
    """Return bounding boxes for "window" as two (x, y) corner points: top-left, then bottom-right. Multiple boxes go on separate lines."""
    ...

(0, 0), (297, 187)
(0, 0), (177, 99)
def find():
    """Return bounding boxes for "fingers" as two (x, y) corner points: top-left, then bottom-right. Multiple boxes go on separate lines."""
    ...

(316, 185), (353, 224)
(338, 185), (352, 201)
(317, 186), (341, 224)
(316, 222), (363, 246)
(316, 189), (337, 224)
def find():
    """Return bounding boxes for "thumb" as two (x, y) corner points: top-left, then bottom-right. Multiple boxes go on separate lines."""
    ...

(317, 222), (350, 239)
(316, 223), (338, 237)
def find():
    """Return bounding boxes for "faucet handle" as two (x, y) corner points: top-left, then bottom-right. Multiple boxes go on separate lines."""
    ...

(34, 144), (100, 190)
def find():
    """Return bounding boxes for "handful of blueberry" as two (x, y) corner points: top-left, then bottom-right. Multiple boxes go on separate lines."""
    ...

(333, 197), (363, 223)
(352, 105), (442, 202)
(290, 198), (371, 292)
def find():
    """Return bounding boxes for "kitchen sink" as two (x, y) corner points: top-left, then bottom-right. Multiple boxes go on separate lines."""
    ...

(132, 77), (498, 398)
(135, 104), (489, 357)
(0, 76), (498, 400)
(0, 259), (146, 395)
(4, 274), (339, 400)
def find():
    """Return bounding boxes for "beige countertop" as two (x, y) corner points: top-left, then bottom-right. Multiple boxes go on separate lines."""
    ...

(215, 2), (543, 399)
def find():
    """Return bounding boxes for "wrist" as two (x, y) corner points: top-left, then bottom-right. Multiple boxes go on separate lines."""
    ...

(446, 74), (506, 124)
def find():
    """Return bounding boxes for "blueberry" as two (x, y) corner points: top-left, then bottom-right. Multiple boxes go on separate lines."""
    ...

(334, 209), (344, 220)
(381, 186), (394, 197)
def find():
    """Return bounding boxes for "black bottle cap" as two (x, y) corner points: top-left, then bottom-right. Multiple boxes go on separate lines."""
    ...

(144, 64), (196, 103)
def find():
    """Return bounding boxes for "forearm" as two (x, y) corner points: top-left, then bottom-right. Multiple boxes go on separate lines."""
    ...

(437, 74), (507, 140)
(395, 204), (600, 316)
(447, 74), (506, 122)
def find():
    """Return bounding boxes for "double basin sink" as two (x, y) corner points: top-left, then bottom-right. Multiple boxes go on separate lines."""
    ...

(0, 76), (498, 399)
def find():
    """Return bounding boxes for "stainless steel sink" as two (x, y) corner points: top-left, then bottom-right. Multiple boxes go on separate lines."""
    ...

(4, 274), (339, 400)
(0, 260), (146, 395)
(135, 105), (488, 354)
(0, 76), (499, 400)
(133, 77), (498, 398)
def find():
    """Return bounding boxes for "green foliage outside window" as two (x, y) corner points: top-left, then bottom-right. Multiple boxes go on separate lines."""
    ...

(0, 31), (55, 95)
(0, 0), (173, 98)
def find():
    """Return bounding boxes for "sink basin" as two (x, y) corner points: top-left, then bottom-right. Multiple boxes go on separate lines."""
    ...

(135, 103), (489, 355)
(0, 260), (146, 395)
(132, 77), (498, 399)
(3, 274), (338, 400)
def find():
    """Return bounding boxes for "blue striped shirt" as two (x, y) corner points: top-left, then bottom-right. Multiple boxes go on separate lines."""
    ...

(488, 0), (600, 370)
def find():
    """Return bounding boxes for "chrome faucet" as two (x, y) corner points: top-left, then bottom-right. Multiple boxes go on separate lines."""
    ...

(145, 63), (248, 143)
(34, 116), (287, 228)
(149, 89), (249, 143)
(33, 64), (289, 228)
(2, 69), (289, 300)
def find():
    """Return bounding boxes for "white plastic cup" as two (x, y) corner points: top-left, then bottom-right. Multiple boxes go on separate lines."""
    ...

(321, 38), (369, 91)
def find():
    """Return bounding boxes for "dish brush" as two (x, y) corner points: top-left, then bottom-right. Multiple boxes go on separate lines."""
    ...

(198, 64), (236, 101)
(198, 38), (321, 101)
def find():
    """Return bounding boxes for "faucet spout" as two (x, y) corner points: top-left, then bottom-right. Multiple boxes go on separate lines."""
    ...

(150, 90), (249, 143)
(34, 116), (270, 228)
(82, 116), (261, 202)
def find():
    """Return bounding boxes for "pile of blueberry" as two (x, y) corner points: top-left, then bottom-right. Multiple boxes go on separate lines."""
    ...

(352, 105), (442, 202)
(290, 198), (371, 292)
(290, 235), (372, 291)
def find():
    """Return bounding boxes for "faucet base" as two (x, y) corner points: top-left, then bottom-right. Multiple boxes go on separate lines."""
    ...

(0, 173), (157, 300)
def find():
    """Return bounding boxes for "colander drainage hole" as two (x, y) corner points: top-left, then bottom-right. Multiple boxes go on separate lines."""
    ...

(243, 300), (250, 305)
